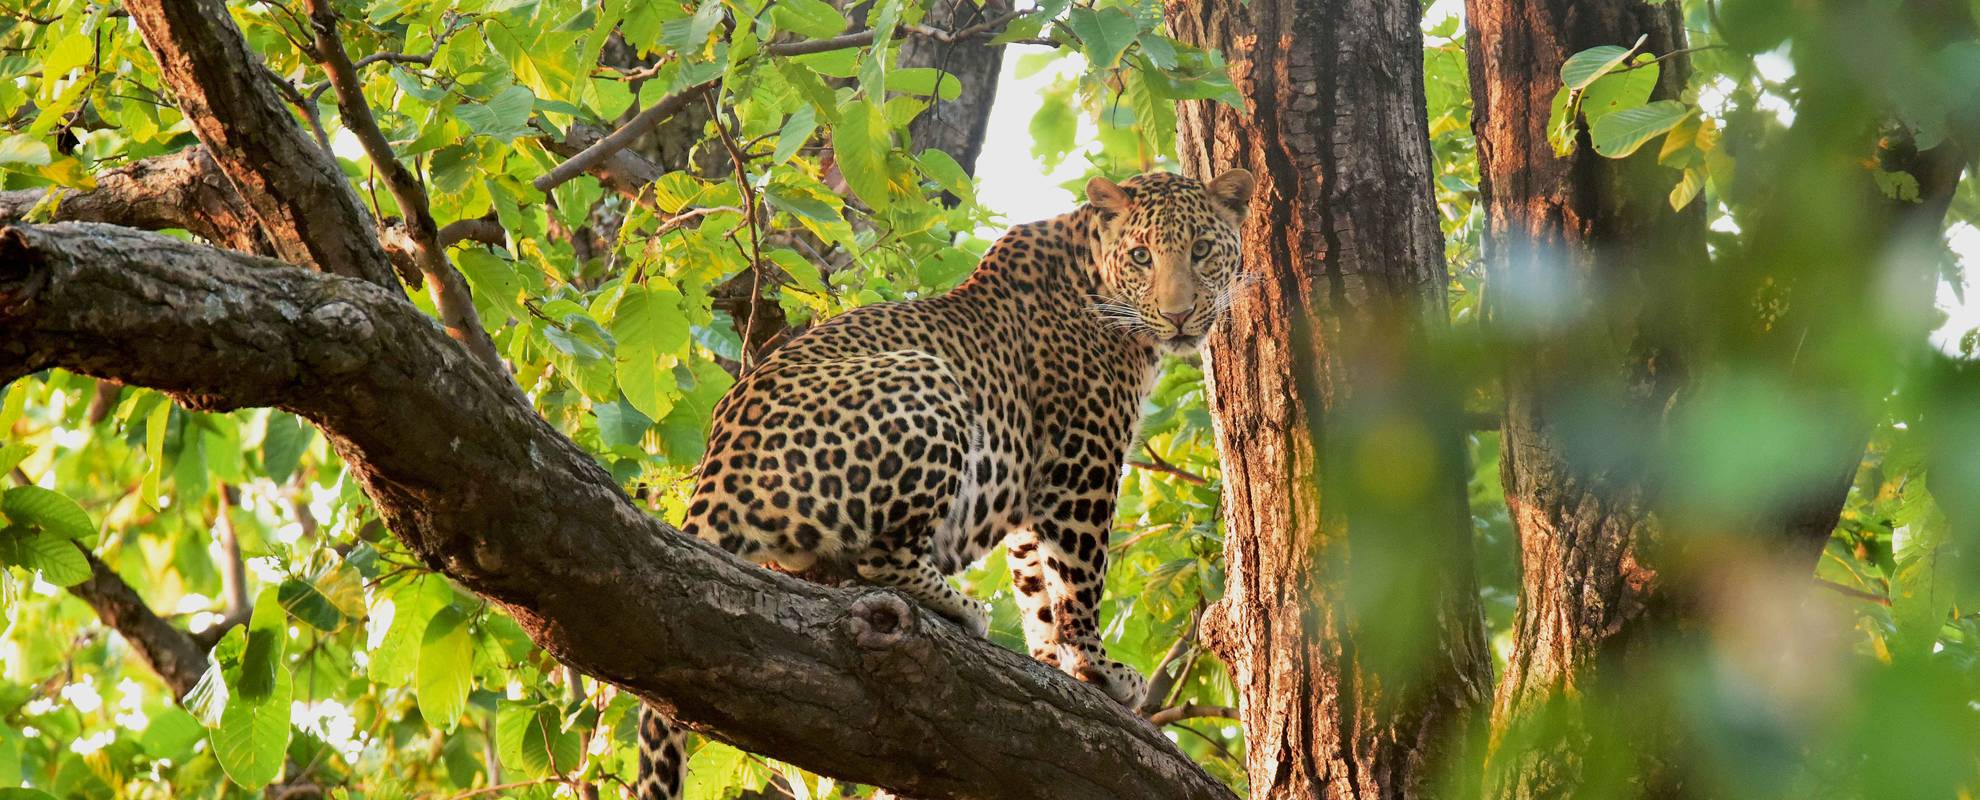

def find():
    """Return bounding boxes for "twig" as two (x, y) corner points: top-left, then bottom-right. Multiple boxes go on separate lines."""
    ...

(531, 79), (720, 194)
(1615, 44), (1726, 73)
(1137, 605), (1203, 715)
(1128, 443), (1208, 485)
(307, 0), (508, 377)
(1146, 703), (1239, 727)
(1815, 577), (1891, 607)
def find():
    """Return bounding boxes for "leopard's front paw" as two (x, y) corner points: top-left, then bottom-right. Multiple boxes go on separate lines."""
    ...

(1059, 645), (1147, 707)
(946, 602), (990, 639)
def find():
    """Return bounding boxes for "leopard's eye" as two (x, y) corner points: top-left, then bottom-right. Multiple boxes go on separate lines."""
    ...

(1129, 247), (1152, 265)
(1192, 239), (1213, 259)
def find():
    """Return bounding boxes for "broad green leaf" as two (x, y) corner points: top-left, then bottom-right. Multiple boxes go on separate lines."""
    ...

(1, 486), (94, 540)
(1579, 60), (1658, 123)
(1067, 7), (1140, 69)
(370, 578), (451, 686)
(260, 411), (308, 484)
(619, 352), (679, 421)
(0, 135), (50, 168)
(886, 68), (963, 101)
(917, 149), (975, 204)
(0, 444), (28, 478)
(611, 285), (692, 358)
(184, 627), (241, 726)
(455, 249), (528, 324)
(236, 587), (288, 703)
(596, 396), (654, 450)
(212, 667), (291, 790)
(140, 708), (207, 762)
(0, 528), (89, 587)
(1589, 101), (1690, 158)
(832, 101), (893, 212)
(0, 789), (58, 800)
(768, 248), (827, 295)
(773, 104), (817, 165)
(1669, 168), (1704, 211)
(769, 0), (846, 38)
(276, 577), (343, 632)
(1559, 43), (1635, 91)
(496, 702), (582, 778)
(417, 606), (474, 731)
(458, 86), (537, 140)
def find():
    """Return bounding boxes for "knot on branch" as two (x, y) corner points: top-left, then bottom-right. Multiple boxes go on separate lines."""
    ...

(849, 591), (914, 651)
(0, 227), (46, 313)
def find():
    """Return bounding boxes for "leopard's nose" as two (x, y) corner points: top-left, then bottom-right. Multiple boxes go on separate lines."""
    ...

(1162, 309), (1191, 328)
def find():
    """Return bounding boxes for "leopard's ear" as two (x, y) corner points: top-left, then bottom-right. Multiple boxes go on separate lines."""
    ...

(1086, 176), (1131, 216)
(1206, 169), (1254, 221)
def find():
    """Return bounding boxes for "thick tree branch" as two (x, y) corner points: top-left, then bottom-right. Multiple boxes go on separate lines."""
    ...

(305, 0), (504, 373)
(66, 547), (210, 699)
(0, 223), (1233, 800)
(124, 0), (400, 290)
(0, 147), (269, 255)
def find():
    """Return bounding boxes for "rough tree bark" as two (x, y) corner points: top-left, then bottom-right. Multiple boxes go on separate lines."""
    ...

(1167, 1), (1492, 798)
(1463, 4), (1707, 795)
(124, 0), (398, 290)
(1466, 1), (1972, 797)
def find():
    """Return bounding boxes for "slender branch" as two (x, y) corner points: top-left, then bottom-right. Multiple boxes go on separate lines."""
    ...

(531, 79), (720, 194)
(306, 0), (506, 375)
(1146, 704), (1239, 727)
(1815, 577), (1892, 607)
(1128, 444), (1209, 486)
(1137, 605), (1202, 715)
(67, 547), (210, 699)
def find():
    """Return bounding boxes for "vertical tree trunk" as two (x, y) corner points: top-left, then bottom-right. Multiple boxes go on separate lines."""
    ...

(898, 0), (1010, 180)
(1167, 1), (1492, 798)
(1463, 2), (1707, 796)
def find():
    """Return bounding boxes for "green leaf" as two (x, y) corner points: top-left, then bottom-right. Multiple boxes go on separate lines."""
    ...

(831, 101), (893, 212)
(767, 248), (827, 295)
(611, 286), (692, 358)
(773, 104), (817, 165)
(885, 68), (962, 101)
(417, 606), (474, 732)
(0, 443), (29, 478)
(596, 396), (654, 450)
(1875, 169), (1922, 203)
(236, 587), (288, 703)
(1067, 7), (1140, 70)
(1, 486), (94, 540)
(276, 577), (343, 632)
(619, 352), (679, 422)
(0, 789), (59, 800)
(917, 149), (975, 204)
(458, 86), (537, 140)
(1579, 60), (1658, 123)
(455, 249), (528, 324)
(260, 411), (309, 484)
(496, 702), (582, 778)
(1669, 168), (1704, 211)
(1559, 43), (1636, 92)
(140, 708), (208, 762)
(0, 135), (50, 169)
(212, 667), (291, 790)
(0, 528), (89, 587)
(1589, 100), (1690, 158)
(142, 400), (168, 507)
(769, 0), (846, 39)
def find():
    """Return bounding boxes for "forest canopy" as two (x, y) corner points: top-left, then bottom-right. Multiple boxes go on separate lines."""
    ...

(0, 0), (1977, 798)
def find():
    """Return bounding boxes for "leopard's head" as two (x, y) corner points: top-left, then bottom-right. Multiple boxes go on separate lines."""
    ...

(1086, 170), (1254, 350)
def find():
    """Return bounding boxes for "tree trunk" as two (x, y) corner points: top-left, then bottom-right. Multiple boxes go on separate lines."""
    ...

(897, 0), (1009, 184)
(1167, 1), (1492, 798)
(1466, 1), (1970, 797)
(1464, 2), (1707, 796)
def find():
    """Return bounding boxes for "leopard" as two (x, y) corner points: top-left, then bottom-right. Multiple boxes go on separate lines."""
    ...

(634, 169), (1255, 800)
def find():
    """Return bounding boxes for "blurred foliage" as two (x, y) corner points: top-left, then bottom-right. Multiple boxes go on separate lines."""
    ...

(0, 0), (1977, 798)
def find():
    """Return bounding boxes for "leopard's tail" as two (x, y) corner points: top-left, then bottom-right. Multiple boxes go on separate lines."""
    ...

(635, 703), (688, 800)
